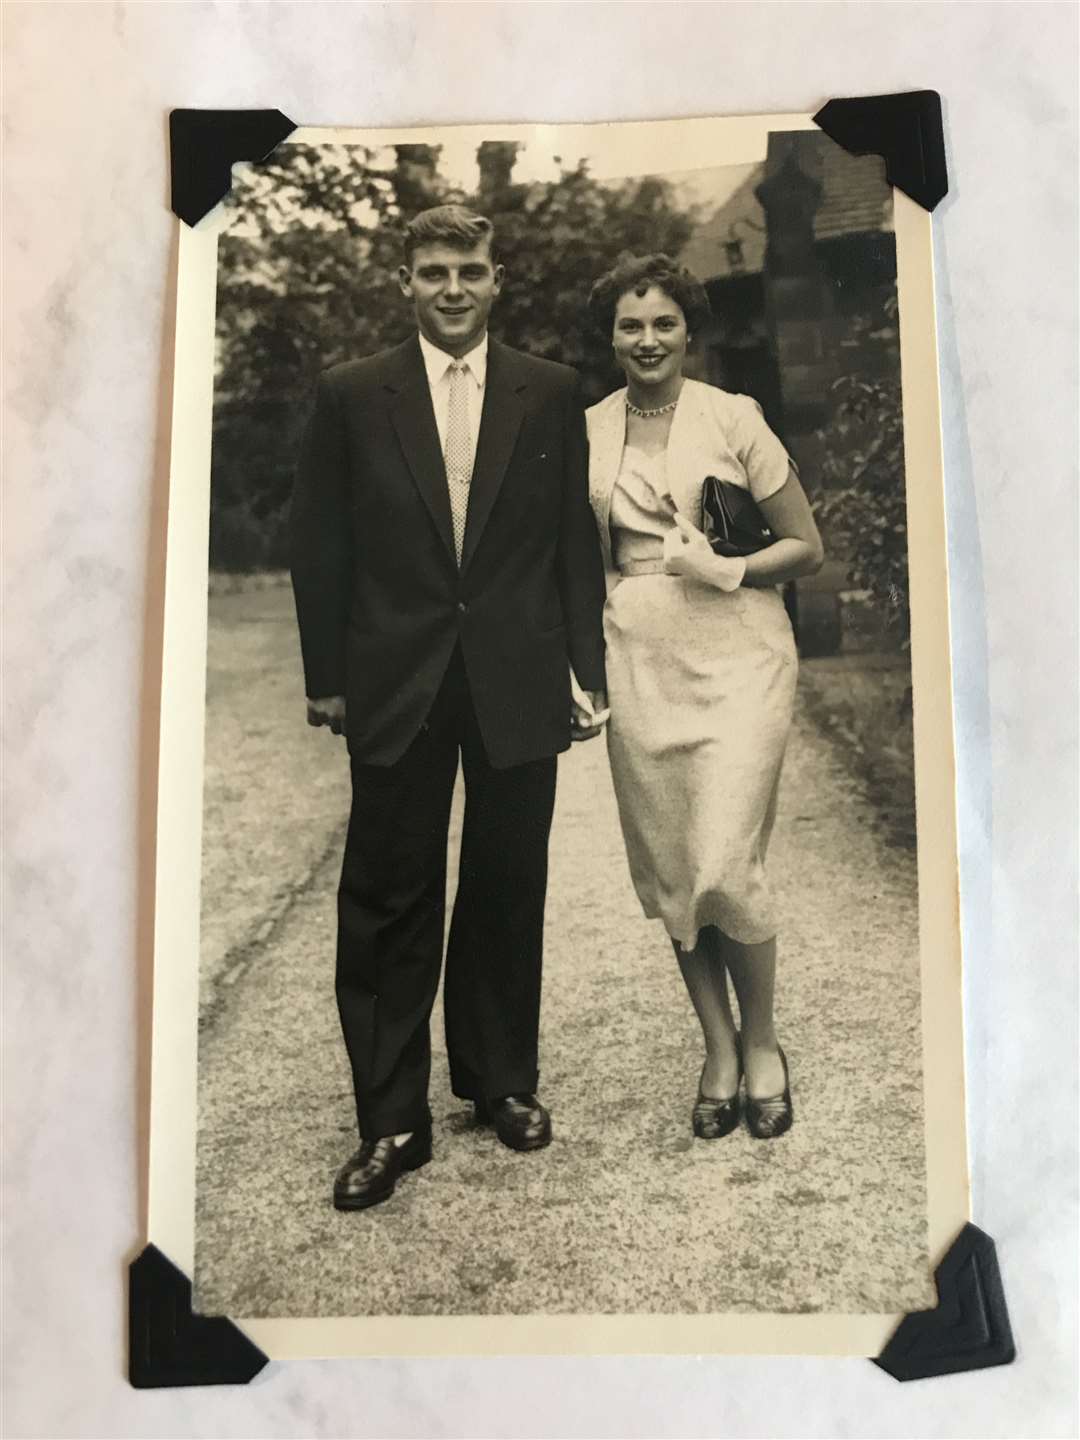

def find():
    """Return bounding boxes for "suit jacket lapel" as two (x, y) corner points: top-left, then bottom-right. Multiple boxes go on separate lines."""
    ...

(459, 339), (525, 574)
(386, 337), (456, 564)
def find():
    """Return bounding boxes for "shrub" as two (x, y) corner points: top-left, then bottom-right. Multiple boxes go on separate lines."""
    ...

(814, 298), (910, 649)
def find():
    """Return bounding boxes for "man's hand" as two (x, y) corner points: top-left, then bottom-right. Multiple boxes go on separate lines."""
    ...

(571, 688), (609, 743)
(307, 695), (346, 736)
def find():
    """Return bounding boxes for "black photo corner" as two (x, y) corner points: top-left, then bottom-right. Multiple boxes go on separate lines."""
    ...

(812, 91), (948, 211)
(169, 109), (298, 227)
(128, 1245), (269, 1389)
(135, 95), (1006, 1389)
(875, 1226), (1016, 1382)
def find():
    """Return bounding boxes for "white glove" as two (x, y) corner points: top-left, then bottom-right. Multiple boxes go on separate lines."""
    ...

(663, 514), (746, 591)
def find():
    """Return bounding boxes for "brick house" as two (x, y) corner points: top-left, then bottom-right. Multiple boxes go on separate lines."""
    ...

(680, 130), (897, 474)
(679, 132), (899, 653)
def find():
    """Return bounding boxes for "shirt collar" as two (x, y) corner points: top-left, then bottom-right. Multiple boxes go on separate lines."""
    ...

(418, 331), (488, 388)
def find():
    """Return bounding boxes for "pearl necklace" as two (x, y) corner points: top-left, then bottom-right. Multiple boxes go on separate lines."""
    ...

(626, 396), (679, 418)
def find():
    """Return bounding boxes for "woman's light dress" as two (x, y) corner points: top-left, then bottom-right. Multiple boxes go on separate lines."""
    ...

(588, 382), (798, 948)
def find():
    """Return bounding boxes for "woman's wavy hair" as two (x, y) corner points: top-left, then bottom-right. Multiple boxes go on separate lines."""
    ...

(587, 252), (712, 336)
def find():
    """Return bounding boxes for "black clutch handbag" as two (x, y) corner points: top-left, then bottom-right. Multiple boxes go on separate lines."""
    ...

(701, 475), (774, 558)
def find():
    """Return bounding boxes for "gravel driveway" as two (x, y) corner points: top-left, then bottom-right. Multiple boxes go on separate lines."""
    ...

(194, 583), (932, 1319)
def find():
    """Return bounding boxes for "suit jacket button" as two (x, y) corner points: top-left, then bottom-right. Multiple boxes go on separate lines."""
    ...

(457, 601), (468, 613)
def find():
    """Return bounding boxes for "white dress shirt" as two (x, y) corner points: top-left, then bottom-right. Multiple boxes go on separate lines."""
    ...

(418, 331), (488, 469)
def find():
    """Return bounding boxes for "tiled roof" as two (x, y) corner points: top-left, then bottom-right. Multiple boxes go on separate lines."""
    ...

(815, 143), (892, 241)
(682, 137), (892, 281)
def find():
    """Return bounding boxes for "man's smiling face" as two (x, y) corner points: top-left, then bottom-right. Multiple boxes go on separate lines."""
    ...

(398, 240), (504, 358)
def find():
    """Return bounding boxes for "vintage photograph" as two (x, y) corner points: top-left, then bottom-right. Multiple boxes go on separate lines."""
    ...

(150, 116), (966, 1346)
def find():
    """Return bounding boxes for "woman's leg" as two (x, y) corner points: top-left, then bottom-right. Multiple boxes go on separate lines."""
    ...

(674, 927), (741, 1098)
(720, 934), (786, 1098)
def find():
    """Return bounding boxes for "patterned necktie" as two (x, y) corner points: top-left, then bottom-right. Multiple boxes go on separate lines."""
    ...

(444, 359), (472, 566)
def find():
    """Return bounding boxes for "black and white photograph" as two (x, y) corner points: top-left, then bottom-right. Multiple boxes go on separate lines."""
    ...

(149, 114), (968, 1353)
(9, 0), (1080, 1430)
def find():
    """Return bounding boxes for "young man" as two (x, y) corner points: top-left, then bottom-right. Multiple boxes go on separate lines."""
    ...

(290, 205), (608, 1210)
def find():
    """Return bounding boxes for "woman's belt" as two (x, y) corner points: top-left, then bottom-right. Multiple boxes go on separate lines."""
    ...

(617, 558), (668, 577)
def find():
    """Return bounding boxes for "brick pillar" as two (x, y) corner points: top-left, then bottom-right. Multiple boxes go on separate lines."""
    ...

(754, 132), (834, 435)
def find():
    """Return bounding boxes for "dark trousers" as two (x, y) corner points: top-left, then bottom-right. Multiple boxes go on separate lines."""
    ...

(336, 646), (558, 1139)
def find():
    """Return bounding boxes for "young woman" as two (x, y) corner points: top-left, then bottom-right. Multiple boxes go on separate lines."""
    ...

(585, 253), (824, 1140)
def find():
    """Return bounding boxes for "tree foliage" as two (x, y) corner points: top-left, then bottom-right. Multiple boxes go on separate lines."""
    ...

(814, 291), (910, 647)
(210, 143), (696, 569)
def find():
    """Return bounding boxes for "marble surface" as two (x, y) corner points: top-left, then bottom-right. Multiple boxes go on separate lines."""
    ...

(3, 3), (1077, 1437)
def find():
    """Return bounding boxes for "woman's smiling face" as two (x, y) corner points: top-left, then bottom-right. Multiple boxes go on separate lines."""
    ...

(611, 283), (689, 389)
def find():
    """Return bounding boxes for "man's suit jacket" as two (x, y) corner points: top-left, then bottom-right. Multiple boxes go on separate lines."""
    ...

(290, 334), (607, 769)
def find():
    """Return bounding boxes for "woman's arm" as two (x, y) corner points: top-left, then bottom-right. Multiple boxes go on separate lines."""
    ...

(741, 464), (825, 587)
(663, 465), (824, 591)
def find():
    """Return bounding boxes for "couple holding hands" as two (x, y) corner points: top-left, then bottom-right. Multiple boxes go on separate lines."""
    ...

(289, 204), (824, 1212)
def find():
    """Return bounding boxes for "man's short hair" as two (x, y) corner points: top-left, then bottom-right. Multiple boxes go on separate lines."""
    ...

(587, 252), (712, 335)
(402, 205), (496, 266)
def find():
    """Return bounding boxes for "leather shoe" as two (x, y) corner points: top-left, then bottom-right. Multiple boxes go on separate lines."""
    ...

(333, 1123), (432, 1211)
(693, 1035), (742, 1140)
(692, 1086), (741, 1140)
(474, 1093), (552, 1151)
(745, 1047), (793, 1140)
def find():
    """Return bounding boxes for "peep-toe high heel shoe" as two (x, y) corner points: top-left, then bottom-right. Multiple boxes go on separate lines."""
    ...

(745, 1046), (793, 1140)
(692, 1041), (742, 1140)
